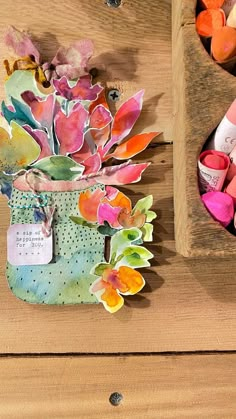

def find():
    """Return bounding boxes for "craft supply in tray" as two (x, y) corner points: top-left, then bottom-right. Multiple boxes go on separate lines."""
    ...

(196, 0), (236, 74)
(198, 98), (236, 235)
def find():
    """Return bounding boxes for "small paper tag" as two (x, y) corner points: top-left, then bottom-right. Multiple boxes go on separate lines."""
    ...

(7, 224), (53, 266)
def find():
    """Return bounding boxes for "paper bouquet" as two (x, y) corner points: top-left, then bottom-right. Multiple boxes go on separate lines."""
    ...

(0, 27), (159, 313)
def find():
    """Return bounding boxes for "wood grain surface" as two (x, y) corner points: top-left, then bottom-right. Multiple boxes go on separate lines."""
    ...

(0, 354), (235, 418)
(173, 0), (236, 256)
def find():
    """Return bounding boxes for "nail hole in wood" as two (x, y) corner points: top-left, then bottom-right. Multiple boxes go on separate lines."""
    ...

(42, 80), (51, 88)
(106, 0), (121, 8)
(109, 392), (123, 406)
(89, 67), (99, 78)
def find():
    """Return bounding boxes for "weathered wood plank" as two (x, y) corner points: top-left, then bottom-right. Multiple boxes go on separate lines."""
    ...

(0, 354), (235, 418)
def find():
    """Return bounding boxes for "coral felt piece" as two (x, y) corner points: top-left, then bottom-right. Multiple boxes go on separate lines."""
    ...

(0, 27), (159, 313)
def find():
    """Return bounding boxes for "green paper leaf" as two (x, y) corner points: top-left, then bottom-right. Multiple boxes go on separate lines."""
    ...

(92, 263), (113, 276)
(2, 97), (39, 129)
(141, 223), (153, 241)
(5, 71), (46, 104)
(146, 210), (157, 223)
(110, 227), (142, 258)
(133, 195), (156, 223)
(133, 195), (153, 214)
(32, 156), (85, 180)
(116, 245), (153, 269)
(69, 216), (97, 229)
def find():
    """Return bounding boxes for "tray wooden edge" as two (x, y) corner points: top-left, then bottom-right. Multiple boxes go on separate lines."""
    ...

(173, 0), (236, 257)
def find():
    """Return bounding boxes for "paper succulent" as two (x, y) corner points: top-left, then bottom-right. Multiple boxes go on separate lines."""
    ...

(1, 27), (158, 312)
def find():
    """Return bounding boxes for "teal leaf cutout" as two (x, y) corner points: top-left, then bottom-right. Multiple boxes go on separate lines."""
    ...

(2, 97), (39, 129)
(32, 156), (85, 180)
(97, 221), (118, 236)
(0, 172), (13, 198)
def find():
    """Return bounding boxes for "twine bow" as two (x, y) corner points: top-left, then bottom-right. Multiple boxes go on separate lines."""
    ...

(24, 169), (55, 238)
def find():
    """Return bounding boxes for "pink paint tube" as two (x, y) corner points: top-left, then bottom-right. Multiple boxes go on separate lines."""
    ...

(198, 150), (230, 193)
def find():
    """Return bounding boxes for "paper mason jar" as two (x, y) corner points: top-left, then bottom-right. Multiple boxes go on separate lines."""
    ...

(6, 183), (105, 305)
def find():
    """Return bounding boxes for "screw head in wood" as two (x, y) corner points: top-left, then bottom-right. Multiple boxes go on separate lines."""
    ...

(109, 392), (123, 406)
(106, 0), (121, 8)
(108, 89), (120, 102)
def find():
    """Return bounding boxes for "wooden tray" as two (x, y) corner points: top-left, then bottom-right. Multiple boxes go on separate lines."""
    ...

(173, 0), (236, 256)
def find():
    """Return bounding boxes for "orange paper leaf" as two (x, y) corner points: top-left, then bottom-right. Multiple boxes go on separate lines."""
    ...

(109, 132), (160, 160)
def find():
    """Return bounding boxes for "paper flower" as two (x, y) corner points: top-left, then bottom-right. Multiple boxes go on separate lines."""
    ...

(89, 227), (153, 312)
(48, 39), (94, 80)
(4, 26), (93, 83)
(78, 186), (133, 228)
(90, 266), (145, 313)
(72, 186), (156, 241)
(53, 76), (103, 101)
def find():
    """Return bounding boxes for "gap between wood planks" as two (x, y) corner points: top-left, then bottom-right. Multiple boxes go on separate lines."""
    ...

(148, 141), (173, 148)
(0, 350), (235, 358)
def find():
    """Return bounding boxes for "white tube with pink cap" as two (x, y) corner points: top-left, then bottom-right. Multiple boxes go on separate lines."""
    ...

(198, 150), (230, 193)
(207, 99), (236, 154)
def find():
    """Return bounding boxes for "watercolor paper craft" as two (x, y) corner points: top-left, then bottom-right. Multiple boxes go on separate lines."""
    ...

(0, 27), (159, 313)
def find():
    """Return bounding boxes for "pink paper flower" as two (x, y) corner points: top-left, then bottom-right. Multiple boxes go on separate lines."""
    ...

(78, 186), (146, 229)
(53, 75), (103, 101)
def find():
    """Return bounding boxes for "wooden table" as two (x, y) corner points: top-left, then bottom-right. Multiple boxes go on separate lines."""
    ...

(0, 0), (235, 417)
